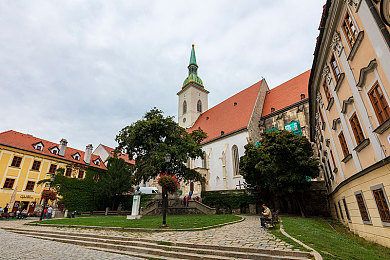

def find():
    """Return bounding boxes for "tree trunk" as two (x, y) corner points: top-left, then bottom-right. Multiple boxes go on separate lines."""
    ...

(295, 194), (305, 218)
(162, 189), (168, 227)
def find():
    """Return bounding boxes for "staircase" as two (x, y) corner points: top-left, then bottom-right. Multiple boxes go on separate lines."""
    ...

(3, 228), (312, 260)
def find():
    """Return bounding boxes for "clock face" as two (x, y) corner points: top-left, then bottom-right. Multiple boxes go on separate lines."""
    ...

(183, 118), (186, 123)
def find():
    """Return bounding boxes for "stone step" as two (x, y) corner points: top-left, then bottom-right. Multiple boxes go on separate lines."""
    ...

(5, 227), (310, 259)
(23, 234), (252, 260)
(6, 228), (311, 260)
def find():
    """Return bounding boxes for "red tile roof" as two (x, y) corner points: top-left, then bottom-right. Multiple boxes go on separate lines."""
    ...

(101, 144), (135, 165)
(261, 70), (310, 117)
(0, 130), (106, 169)
(189, 80), (264, 144)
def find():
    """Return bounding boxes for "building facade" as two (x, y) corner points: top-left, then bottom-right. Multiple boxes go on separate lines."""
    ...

(309, 0), (390, 247)
(0, 130), (105, 213)
(179, 46), (316, 195)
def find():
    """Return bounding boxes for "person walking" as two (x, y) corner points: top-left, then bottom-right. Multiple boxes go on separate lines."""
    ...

(47, 206), (53, 219)
(43, 207), (47, 219)
(0, 206), (3, 218)
(260, 204), (272, 228)
(3, 204), (9, 214)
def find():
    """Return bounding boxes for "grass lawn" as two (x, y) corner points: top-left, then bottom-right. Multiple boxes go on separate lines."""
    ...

(34, 214), (242, 229)
(280, 216), (390, 260)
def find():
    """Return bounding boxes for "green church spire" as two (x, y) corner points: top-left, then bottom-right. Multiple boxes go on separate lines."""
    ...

(188, 44), (198, 75)
(182, 44), (204, 89)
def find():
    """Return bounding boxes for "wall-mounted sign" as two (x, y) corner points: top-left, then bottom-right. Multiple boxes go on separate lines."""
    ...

(20, 195), (33, 199)
(284, 120), (302, 136)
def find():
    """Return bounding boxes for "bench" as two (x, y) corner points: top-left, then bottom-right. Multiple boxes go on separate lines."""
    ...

(264, 209), (279, 228)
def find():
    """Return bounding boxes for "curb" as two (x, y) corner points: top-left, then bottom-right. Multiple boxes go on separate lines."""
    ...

(25, 216), (245, 232)
(279, 221), (323, 260)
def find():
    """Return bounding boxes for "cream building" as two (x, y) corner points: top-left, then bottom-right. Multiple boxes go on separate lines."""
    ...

(309, 0), (390, 247)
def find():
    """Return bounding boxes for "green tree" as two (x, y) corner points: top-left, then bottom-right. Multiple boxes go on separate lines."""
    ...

(115, 108), (206, 226)
(97, 157), (133, 210)
(240, 130), (319, 216)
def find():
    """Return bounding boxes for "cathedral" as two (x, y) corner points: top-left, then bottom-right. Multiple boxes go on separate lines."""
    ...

(178, 45), (312, 196)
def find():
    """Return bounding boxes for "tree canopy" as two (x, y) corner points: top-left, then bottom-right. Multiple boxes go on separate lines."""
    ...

(115, 108), (207, 185)
(240, 130), (319, 198)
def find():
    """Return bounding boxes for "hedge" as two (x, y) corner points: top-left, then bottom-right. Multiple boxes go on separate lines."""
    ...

(201, 190), (257, 210)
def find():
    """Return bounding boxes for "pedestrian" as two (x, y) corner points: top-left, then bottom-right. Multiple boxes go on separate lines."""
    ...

(183, 196), (187, 207)
(0, 206), (3, 218)
(43, 207), (47, 219)
(4, 204), (9, 214)
(21, 209), (27, 219)
(260, 204), (272, 228)
(188, 191), (193, 200)
(47, 206), (53, 219)
(16, 209), (20, 219)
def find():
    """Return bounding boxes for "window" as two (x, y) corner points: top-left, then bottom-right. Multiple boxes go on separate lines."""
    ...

(232, 145), (240, 176)
(330, 150), (336, 169)
(342, 197), (351, 221)
(50, 147), (59, 155)
(319, 109), (325, 128)
(183, 101), (187, 114)
(33, 142), (44, 151)
(3, 178), (15, 189)
(330, 55), (341, 81)
(338, 131), (349, 158)
(301, 94), (305, 100)
(368, 82), (390, 124)
(271, 107), (275, 113)
(65, 168), (72, 177)
(11, 156), (22, 167)
(371, 185), (390, 223)
(342, 11), (358, 49)
(93, 159), (100, 166)
(349, 112), (365, 145)
(78, 170), (84, 179)
(49, 164), (57, 174)
(334, 203), (340, 220)
(338, 200), (345, 221)
(197, 100), (202, 113)
(202, 152), (207, 168)
(25, 181), (35, 191)
(322, 80), (332, 103)
(355, 191), (371, 223)
(72, 153), (80, 160)
(31, 160), (41, 171)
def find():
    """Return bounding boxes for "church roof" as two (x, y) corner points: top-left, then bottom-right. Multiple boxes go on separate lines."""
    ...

(189, 80), (263, 144)
(100, 144), (135, 165)
(0, 130), (106, 169)
(261, 70), (310, 117)
(182, 44), (204, 89)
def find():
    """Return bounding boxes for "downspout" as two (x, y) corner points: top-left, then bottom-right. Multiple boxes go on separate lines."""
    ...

(365, 0), (390, 48)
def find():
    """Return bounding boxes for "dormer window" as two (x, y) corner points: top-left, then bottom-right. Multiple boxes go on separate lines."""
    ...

(33, 142), (44, 151)
(271, 108), (275, 113)
(301, 94), (305, 100)
(72, 152), (81, 161)
(234, 102), (237, 106)
(93, 158), (101, 166)
(221, 131), (225, 136)
(50, 146), (60, 155)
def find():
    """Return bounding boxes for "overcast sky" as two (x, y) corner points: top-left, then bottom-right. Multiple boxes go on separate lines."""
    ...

(0, 1), (325, 151)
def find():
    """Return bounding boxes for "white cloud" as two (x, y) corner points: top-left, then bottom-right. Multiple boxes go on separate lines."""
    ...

(0, 0), (325, 150)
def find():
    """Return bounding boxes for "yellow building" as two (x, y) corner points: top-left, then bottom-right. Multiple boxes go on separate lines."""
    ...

(0, 130), (105, 214)
(309, 0), (390, 247)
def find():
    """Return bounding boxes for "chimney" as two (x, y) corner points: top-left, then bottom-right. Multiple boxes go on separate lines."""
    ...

(84, 144), (93, 164)
(59, 139), (68, 156)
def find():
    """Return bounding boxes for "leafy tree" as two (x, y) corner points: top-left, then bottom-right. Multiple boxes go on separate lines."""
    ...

(115, 108), (206, 226)
(240, 130), (319, 216)
(97, 157), (133, 209)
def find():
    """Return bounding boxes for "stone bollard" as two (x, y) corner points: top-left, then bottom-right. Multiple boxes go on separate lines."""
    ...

(105, 207), (109, 216)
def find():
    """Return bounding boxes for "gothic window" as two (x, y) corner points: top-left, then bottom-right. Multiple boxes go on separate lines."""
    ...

(183, 101), (187, 114)
(232, 145), (240, 176)
(202, 152), (207, 168)
(197, 100), (202, 113)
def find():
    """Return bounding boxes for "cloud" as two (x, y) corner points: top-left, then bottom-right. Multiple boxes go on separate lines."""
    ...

(0, 0), (325, 151)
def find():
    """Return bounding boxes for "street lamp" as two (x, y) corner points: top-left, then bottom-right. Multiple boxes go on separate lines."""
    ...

(39, 173), (56, 222)
(162, 153), (171, 227)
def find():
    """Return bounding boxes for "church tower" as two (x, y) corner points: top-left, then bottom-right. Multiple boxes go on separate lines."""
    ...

(177, 44), (209, 128)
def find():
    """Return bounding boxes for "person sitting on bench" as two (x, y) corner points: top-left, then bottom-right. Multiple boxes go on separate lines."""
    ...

(260, 204), (272, 228)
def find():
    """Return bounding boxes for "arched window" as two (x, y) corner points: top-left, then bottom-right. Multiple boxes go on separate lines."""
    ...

(202, 152), (207, 168)
(232, 145), (240, 176)
(197, 100), (202, 113)
(183, 101), (187, 114)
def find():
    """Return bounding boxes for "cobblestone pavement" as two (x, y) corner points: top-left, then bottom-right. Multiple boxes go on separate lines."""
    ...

(0, 216), (294, 252)
(0, 228), (140, 260)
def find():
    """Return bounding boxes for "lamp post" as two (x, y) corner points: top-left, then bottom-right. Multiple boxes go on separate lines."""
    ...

(162, 153), (171, 227)
(39, 173), (55, 222)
